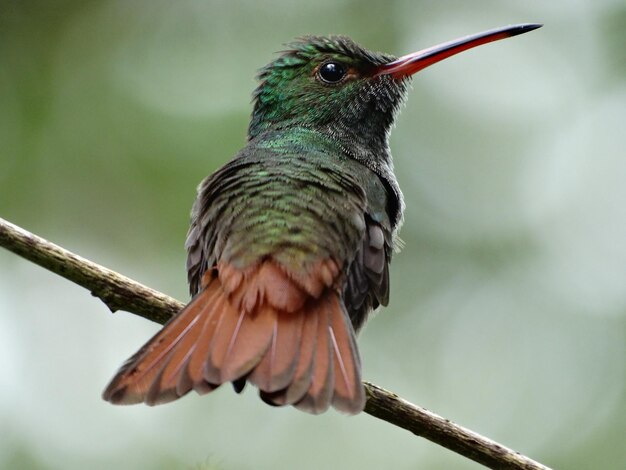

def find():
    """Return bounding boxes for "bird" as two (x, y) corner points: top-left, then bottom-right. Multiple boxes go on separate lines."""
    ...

(103, 24), (541, 415)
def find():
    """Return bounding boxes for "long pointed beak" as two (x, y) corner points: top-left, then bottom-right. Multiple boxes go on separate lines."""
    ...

(375, 23), (542, 78)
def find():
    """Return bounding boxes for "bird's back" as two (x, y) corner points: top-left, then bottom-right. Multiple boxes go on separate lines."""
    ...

(186, 127), (373, 296)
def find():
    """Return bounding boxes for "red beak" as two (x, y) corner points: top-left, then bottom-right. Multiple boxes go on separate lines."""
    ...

(375, 23), (542, 78)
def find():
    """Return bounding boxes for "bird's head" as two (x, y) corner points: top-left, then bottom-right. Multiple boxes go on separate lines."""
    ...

(248, 25), (541, 158)
(248, 35), (403, 147)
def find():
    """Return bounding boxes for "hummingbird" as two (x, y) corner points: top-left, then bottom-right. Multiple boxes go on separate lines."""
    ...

(103, 24), (541, 414)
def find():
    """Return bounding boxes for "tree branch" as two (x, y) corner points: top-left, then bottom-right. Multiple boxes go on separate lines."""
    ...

(0, 216), (551, 470)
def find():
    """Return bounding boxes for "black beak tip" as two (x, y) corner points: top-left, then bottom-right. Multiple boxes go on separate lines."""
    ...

(510, 23), (543, 36)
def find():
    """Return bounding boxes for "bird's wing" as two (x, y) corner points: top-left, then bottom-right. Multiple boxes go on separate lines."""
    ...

(343, 171), (395, 332)
(185, 157), (257, 297)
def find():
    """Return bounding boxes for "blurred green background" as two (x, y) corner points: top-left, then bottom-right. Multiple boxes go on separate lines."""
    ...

(1, 1), (625, 469)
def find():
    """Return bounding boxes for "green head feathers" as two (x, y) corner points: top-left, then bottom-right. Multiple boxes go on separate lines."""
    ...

(248, 36), (410, 150)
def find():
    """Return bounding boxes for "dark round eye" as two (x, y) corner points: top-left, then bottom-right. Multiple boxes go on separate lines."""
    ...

(318, 62), (347, 84)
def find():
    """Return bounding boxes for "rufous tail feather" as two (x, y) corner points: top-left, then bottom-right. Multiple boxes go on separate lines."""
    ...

(103, 260), (365, 414)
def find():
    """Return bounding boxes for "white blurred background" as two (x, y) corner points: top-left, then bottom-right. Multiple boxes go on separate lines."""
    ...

(1, 1), (624, 468)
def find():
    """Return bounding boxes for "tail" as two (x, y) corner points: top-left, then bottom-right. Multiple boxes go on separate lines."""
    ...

(102, 260), (365, 414)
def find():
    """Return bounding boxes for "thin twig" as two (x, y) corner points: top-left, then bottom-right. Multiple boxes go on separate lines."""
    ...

(0, 217), (181, 323)
(0, 216), (551, 470)
(363, 383), (548, 469)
